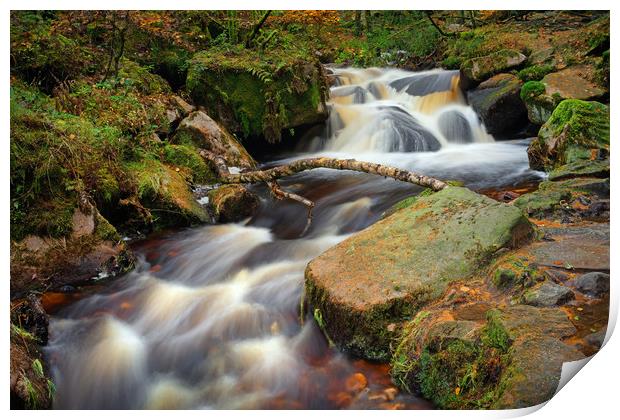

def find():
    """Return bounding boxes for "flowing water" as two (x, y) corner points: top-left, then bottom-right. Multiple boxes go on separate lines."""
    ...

(45, 67), (545, 409)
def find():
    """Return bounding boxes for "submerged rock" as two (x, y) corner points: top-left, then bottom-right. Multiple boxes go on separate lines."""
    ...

(173, 110), (256, 169)
(522, 280), (575, 307)
(304, 187), (533, 361)
(460, 49), (526, 87)
(572, 272), (610, 297)
(467, 74), (527, 138)
(437, 110), (473, 143)
(186, 50), (328, 143)
(208, 184), (260, 223)
(527, 99), (609, 171)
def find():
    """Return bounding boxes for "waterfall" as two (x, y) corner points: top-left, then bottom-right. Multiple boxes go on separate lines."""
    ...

(323, 67), (493, 153)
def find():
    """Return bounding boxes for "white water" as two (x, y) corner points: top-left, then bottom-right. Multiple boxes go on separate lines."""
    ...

(45, 67), (544, 409)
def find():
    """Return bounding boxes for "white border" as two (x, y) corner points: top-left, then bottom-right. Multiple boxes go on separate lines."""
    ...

(2, 1), (617, 419)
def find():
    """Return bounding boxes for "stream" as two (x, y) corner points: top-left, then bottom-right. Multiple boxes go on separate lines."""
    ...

(44, 67), (545, 409)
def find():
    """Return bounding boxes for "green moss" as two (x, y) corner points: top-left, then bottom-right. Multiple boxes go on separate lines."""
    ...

(520, 81), (546, 101)
(187, 47), (327, 142)
(117, 59), (172, 95)
(491, 256), (544, 289)
(517, 65), (554, 82)
(529, 99), (609, 170)
(94, 212), (121, 242)
(163, 144), (217, 184)
(481, 310), (511, 352)
(125, 158), (209, 229)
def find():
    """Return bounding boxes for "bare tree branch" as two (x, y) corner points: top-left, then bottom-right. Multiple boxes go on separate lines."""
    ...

(199, 150), (448, 191)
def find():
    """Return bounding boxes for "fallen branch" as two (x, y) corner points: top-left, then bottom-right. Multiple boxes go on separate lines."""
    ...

(199, 150), (448, 191)
(199, 150), (448, 233)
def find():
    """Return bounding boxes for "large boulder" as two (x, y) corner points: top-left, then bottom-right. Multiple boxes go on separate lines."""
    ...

(124, 159), (210, 229)
(304, 187), (533, 361)
(173, 110), (256, 169)
(520, 65), (607, 126)
(467, 74), (527, 138)
(527, 99), (609, 171)
(460, 49), (526, 88)
(391, 305), (583, 409)
(186, 50), (328, 143)
(10, 204), (133, 297)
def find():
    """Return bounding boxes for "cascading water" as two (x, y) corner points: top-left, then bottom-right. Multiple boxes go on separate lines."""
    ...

(45, 67), (544, 409)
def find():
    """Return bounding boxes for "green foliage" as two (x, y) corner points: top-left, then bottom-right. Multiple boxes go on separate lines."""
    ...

(481, 311), (511, 352)
(520, 81), (546, 101)
(10, 11), (95, 92)
(517, 64), (554, 82)
(32, 359), (45, 378)
(163, 144), (216, 184)
(11, 324), (37, 341)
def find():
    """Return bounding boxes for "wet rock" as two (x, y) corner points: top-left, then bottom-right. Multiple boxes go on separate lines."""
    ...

(494, 305), (577, 340)
(467, 73), (527, 138)
(305, 187), (533, 361)
(585, 327), (607, 348)
(126, 159), (210, 228)
(525, 224), (610, 272)
(208, 184), (260, 223)
(437, 110), (473, 143)
(187, 50), (328, 143)
(173, 110), (256, 169)
(10, 208), (134, 297)
(527, 99), (609, 171)
(572, 272), (610, 297)
(513, 176), (609, 220)
(542, 65), (607, 101)
(460, 49), (526, 88)
(495, 335), (584, 409)
(522, 280), (575, 307)
(390, 71), (459, 96)
(391, 306), (582, 409)
(548, 158), (609, 181)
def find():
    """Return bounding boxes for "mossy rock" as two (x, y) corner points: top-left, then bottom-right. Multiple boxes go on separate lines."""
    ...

(527, 99), (609, 171)
(548, 158), (609, 181)
(391, 306), (582, 409)
(520, 66), (607, 126)
(163, 144), (217, 184)
(117, 59), (172, 95)
(491, 256), (545, 290)
(186, 48), (328, 143)
(460, 49), (526, 87)
(125, 159), (209, 229)
(467, 74), (527, 138)
(520, 81), (560, 126)
(173, 110), (256, 169)
(513, 177), (610, 219)
(207, 184), (260, 223)
(10, 205), (134, 297)
(304, 187), (534, 361)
